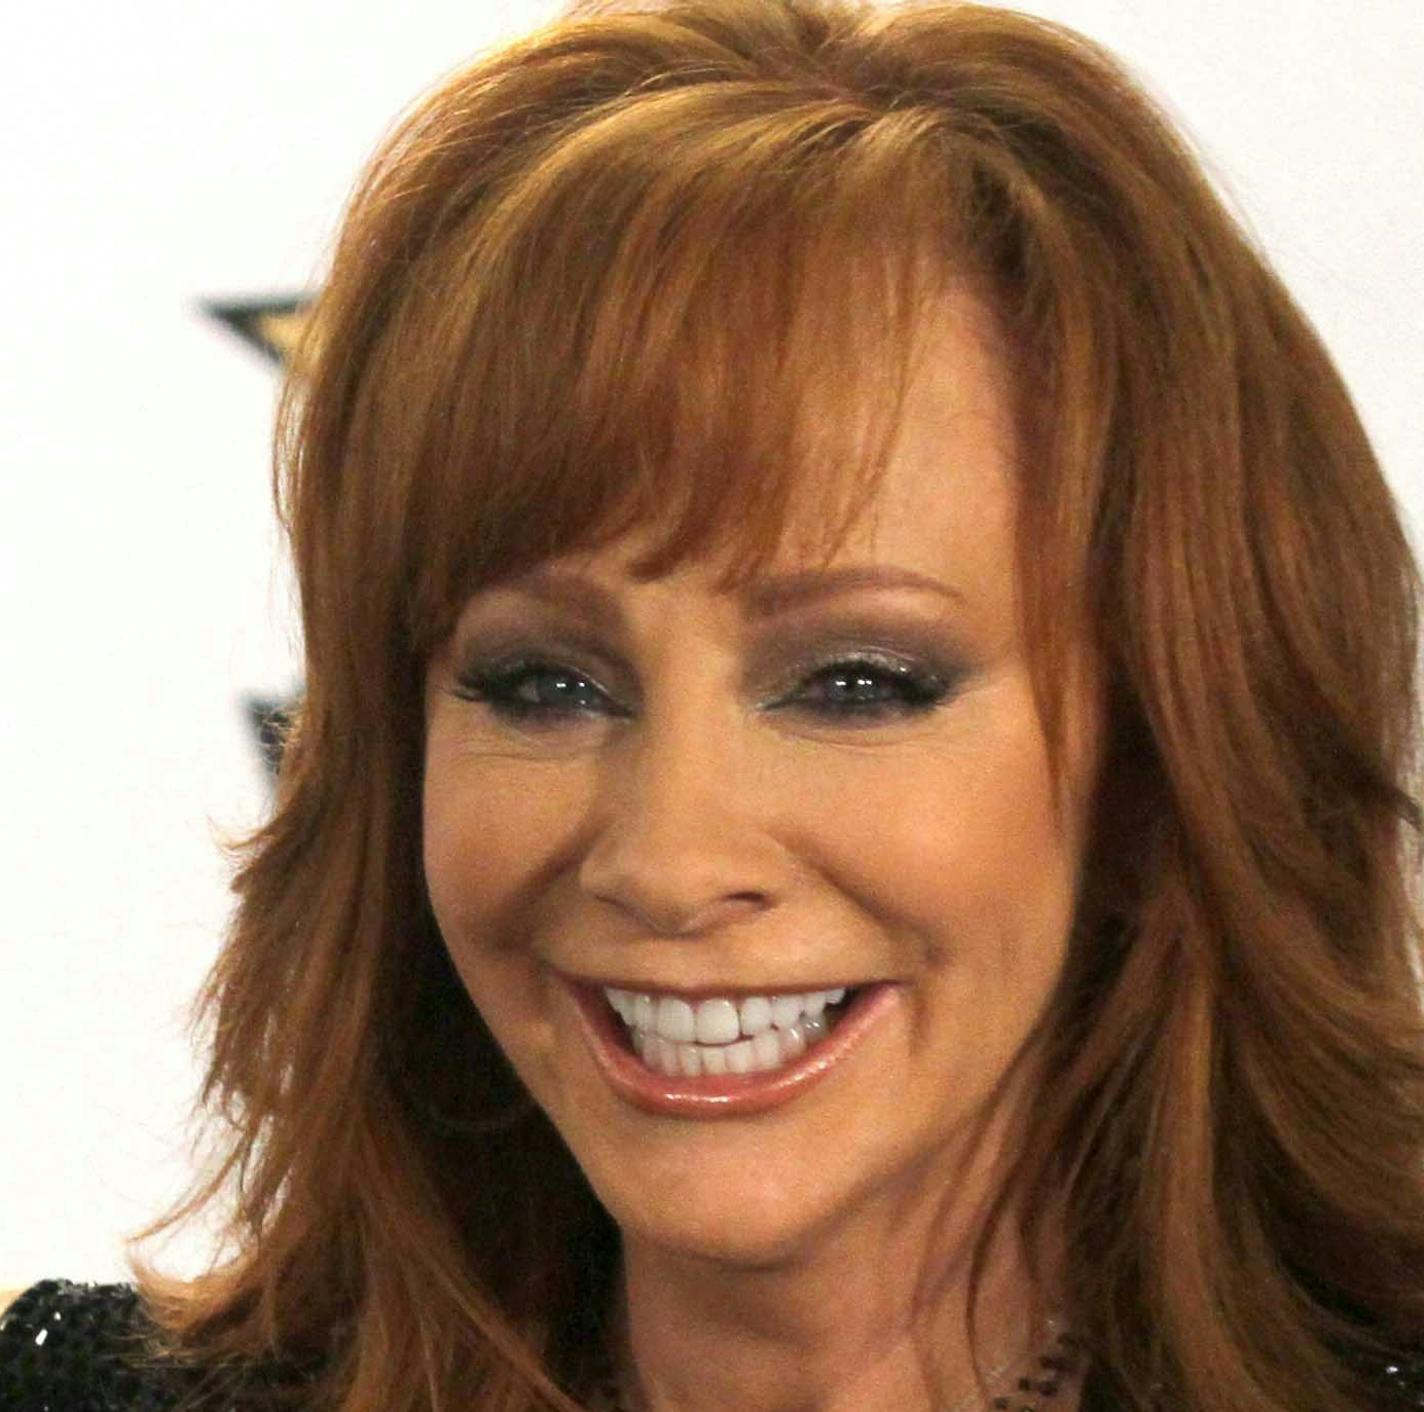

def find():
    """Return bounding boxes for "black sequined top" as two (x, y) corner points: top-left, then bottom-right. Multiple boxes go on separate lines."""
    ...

(0, 1281), (308, 1412)
(6, 1277), (1424, 1410)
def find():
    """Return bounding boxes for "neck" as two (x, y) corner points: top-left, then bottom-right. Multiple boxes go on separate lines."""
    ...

(612, 1177), (1077, 1412)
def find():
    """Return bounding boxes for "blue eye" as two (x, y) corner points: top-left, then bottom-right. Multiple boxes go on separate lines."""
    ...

(453, 656), (623, 726)
(452, 652), (955, 728)
(791, 657), (951, 717)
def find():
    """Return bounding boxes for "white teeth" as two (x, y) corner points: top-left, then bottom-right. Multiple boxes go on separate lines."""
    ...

(770, 993), (804, 1029)
(725, 1039), (755, 1074)
(603, 988), (844, 1041)
(739, 995), (773, 1035)
(751, 1029), (782, 1069)
(627, 1014), (839, 1079)
(655, 1036), (680, 1078)
(656, 995), (697, 1043)
(602, 984), (857, 1078)
(694, 998), (741, 1045)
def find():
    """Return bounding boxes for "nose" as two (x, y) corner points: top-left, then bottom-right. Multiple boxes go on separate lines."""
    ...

(576, 711), (777, 938)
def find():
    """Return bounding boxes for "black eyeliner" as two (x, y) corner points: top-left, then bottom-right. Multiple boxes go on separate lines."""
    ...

(450, 646), (963, 726)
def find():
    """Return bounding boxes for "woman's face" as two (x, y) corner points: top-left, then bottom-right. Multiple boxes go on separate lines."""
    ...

(422, 293), (1102, 1268)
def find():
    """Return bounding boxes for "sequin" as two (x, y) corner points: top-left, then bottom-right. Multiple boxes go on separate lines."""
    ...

(0, 1279), (313, 1411)
(0, 1280), (187, 1411)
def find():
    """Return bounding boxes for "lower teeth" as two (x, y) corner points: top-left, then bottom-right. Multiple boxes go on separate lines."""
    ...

(627, 1009), (839, 1079)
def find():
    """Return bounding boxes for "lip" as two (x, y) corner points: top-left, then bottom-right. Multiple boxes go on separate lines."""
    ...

(562, 975), (901, 1118)
(581, 978), (855, 1002)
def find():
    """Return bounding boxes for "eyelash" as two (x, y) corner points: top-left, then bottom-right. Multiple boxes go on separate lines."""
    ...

(451, 651), (957, 729)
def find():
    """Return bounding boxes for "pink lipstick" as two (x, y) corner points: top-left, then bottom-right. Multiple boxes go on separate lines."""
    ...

(564, 978), (900, 1118)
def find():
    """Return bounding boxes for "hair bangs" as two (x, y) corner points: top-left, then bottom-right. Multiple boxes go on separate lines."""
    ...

(382, 81), (963, 656)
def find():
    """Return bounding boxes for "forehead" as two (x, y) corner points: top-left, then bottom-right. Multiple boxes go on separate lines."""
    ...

(409, 268), (1025, 662)
(827, 292), (1017, 559)
(551, 288), (1020, 603)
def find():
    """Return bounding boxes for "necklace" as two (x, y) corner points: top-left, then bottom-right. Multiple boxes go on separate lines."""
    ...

(588, 1315), (1085, 1412)
(944, 1314), (1082, 1412)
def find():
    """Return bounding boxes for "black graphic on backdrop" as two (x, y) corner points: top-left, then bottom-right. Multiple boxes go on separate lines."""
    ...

(205, 292), (313, 777)
(204, 294), (310, 367)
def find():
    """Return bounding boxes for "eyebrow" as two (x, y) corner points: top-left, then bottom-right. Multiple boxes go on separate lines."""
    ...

(485, 563), (963, 626)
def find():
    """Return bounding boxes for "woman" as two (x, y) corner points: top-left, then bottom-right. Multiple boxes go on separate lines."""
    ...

(5, 0), (1424, 1408)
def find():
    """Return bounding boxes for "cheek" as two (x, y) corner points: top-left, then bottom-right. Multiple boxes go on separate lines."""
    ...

(786, 699), (1078, 967)
(421, 750), (584, 945)
(421, 755), (586, 1096)
(420, 746), (591, 1066)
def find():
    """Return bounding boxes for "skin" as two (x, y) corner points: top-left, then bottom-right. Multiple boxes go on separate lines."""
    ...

(423, 289), (1101, 1412)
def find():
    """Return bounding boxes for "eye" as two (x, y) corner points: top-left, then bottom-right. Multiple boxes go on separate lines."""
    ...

(452, 656), (623, 728)
(452, 650), (956, 729)
(773, 653), (954, 722)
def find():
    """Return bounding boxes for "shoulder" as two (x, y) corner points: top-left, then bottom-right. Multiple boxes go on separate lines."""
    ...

(1, 1277), (328, 1412)
(0, 1278), (192, 1411)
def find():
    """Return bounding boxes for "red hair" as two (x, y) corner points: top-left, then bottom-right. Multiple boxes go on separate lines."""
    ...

(132, 3), (1424, 1409)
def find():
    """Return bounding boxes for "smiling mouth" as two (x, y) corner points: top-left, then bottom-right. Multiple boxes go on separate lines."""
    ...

(566, 978), (898, 1117)
(602, 985), (860, 1078)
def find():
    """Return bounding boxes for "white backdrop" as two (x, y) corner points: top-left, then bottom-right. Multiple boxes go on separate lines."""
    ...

(1, 0), (1420, 1286)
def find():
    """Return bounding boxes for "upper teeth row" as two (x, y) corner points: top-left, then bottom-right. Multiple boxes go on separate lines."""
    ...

(603, 987), (848, 1045)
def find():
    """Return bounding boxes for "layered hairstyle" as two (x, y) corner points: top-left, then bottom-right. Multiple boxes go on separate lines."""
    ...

(133, 2), (1424, 1409)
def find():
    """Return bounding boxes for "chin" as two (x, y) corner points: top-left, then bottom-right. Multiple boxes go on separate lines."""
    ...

(591, 1148), (873, 1269)
(618, 1203), (836, 1270)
